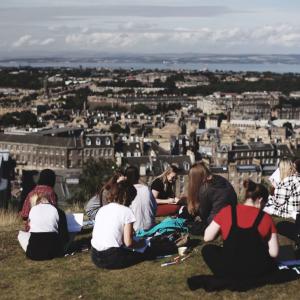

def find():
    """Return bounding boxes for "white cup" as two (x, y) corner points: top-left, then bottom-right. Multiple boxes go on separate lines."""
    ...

(178, 246), (188, 256)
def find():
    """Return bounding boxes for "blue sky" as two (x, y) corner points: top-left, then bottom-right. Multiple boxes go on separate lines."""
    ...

(1, 0), (300, 56)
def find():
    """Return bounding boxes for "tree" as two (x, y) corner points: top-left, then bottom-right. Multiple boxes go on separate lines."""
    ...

(74, 158), (117, 203)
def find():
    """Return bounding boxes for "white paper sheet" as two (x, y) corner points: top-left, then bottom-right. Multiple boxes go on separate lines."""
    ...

(66, 213), (84, 232)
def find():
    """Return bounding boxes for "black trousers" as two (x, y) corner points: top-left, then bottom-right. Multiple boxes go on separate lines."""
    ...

(202, 244), (227, 277)
(277, 215), (300, 243)
(91, 247), (145, 269)
(202, 244), (277, 279)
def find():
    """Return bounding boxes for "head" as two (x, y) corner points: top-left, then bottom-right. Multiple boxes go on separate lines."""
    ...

(38, 169), (56, 188)
(294, 159), (300, 174)
(279, 158), (296, 181)
(159, 165), (179, 184)
(106, 180), (137, 207)
(125, 166), (140, 185)
(99, 171), (125, 194)
(30, 194), (49, 207)
(187, 161), (212, 215)
(243, 179), (269, 209)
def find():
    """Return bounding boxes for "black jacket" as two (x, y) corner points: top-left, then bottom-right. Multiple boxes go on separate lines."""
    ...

(198, 175), (237, 224)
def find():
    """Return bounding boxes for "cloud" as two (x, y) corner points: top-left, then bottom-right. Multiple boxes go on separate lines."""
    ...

(40, 38), (55, 45)
(64, 24), (300, 50)
(12, 35), (55, 47)
(13, 35), (32, 47)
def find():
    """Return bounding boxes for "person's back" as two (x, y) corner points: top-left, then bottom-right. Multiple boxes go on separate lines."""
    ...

(199, 175), (237, 224)
(91, 203), (135, 251)
(26, 202), (61, 260)
(202, 180), (278, 280)
(218, 205), (277, 279)
(130, 184), (157, 232)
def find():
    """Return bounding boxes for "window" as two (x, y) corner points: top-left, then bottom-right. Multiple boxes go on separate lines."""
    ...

(105, 137), (111, 146)
(96, 137), (101, 146)
(85, 137), (91, 146)
(183, 162), (190, 171)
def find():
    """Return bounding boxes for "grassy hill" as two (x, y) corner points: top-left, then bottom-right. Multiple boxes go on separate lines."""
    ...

(1, 212), (300, 300)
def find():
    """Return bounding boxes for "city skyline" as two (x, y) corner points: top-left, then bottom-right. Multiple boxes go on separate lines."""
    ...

(1, 0), (300, 57)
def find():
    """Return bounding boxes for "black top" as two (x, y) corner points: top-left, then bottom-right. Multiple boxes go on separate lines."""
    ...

(151, 177), (175, 200)
(198, 175), (237, 224)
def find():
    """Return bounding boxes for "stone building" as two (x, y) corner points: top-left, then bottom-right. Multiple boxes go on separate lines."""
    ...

(0, 132), (114, 174)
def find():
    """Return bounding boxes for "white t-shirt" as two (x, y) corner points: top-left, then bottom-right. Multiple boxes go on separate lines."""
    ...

(29, 203), (59, 233)
(130, 184), (157, 232)
(91, 203), (136, 251)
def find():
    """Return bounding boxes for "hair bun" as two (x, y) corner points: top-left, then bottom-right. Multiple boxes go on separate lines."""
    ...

(243, 179), (256, 191)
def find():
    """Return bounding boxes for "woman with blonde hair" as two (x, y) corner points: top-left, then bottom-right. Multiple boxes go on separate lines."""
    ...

(279, 158), (296, 181)
(187, 161), (237, 229)
(151, 165), (180, 216)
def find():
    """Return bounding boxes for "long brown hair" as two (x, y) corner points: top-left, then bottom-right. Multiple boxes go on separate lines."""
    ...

(106, 180), (137, 207)
(97, 171), (124, 205)
(187, 161), (212, 215)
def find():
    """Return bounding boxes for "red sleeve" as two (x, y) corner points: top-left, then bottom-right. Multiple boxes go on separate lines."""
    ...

(213, 205), (230, 226)
(213, 205), (231, 240)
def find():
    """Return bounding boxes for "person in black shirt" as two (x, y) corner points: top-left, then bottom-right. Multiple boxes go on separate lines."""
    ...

(151, 165), (180, 216)
(187, 161), (237, 228)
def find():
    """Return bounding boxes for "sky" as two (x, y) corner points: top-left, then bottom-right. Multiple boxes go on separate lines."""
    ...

(1, 0), (300, 57)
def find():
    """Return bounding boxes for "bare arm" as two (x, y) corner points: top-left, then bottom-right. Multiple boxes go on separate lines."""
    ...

(204, 220), (221, 242)
(152, 189), (178, 204)
(123, 223), (134, 247)
(268, 233), (279, 258)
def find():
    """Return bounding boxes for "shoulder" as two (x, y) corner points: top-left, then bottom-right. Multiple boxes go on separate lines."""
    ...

(214, 205), (231, 222)
(151, 178), (163, 189)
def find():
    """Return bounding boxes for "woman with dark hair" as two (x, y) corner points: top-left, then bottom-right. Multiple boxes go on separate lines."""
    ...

(151, 165), (181, 216)
(91, 180), (146, 269)
(85, 171), (126, 220)
(21, 169), (57, 227)
(202, 180), (278, 279)
(187, 161), (237, 228)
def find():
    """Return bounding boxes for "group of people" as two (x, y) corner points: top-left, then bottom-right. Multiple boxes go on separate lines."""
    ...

(17, 158), (300, 286)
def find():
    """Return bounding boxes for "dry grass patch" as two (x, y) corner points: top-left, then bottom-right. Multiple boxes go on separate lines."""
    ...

(0, 209), (22, 231)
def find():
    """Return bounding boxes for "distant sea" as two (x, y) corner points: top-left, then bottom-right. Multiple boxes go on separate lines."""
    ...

(2, 55), (300, 73)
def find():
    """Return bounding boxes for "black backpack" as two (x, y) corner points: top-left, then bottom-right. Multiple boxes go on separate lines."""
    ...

(222, 205), (277, 279)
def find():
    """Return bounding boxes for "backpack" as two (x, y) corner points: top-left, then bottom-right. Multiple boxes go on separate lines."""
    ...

(222, 205), (277, 279)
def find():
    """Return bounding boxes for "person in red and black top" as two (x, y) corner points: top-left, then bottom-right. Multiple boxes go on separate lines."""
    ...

(202, 180), (279, 279)
(21, 169), (57, 230)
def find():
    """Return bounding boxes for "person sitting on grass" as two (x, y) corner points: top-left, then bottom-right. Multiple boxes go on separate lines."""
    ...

(91, 180), (147, 269)
(18, 195), (68, 261)
(85, 171), (126, 221)
(20, 169), (57, 230)
(185, 161), (237, 234)
(151, 165), (181, 217)
(202, 180), (278, 280)
(125, 165), (157, 232)
(265, 158), (300, 257)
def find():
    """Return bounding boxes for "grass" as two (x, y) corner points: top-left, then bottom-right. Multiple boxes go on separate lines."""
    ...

(1, 211), (300, 300)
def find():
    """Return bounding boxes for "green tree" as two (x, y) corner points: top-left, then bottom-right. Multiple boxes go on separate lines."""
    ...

(74, 158), (117, 203)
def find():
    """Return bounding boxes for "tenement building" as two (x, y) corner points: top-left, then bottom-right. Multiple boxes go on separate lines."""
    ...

(0, 133), (114, 174)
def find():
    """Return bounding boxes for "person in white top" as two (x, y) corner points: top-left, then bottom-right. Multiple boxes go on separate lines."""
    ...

(125, 166), (157, 232)
(18, 196), (67, 260)
(91, 180), (147, 269)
